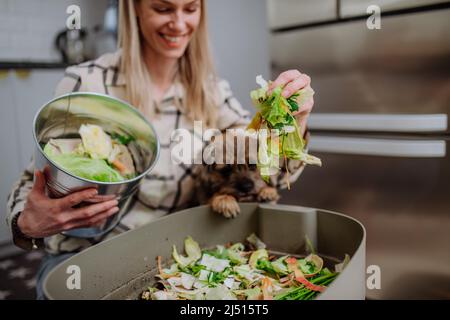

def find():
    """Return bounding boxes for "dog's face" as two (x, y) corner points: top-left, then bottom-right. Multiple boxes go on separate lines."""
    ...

(197, 163), (267, 201)
(194, 132), (267, 201)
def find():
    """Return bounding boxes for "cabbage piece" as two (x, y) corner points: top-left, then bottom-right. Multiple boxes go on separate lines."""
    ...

(298, 254), (324, 277)
(162, 263), (179, 276)
(246, 233), (267, 249)
(172, 236), (202, 267)
(257, 131), (280, 181)
(205, 285), (237, 300)
(227, 243), (248, 265)
(271, 255), (289, 275)
(43, 151), (124, 182)
(199, 254), (230, 272)
(151, 290), (177, 300)
(282, 123), (322, 166)
(79, 124), (113, 160)
(223, 277), (235, 289)
(233, 287), (262, 300)
(180, 272), (196, 290)
(44, 138), (82, 155)
(249, 249), (269, 268)
(233, 264), (262, 284)
(198, 270), (210, 281)
(256, 74), (269, 90)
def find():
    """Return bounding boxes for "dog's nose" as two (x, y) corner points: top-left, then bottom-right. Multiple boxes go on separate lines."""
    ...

(237, 178), (254, 193)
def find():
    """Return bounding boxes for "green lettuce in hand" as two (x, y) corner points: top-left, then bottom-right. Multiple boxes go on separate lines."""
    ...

(247, 75), (321, 185)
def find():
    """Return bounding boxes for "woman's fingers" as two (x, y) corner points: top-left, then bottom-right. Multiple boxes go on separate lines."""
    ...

(92, 218), (107, 228)
(57, 188), (98, 209)
(63, 206), (119, 231)
(90, 206), (119, 226)
(293, 97), (314, 116)
(67, 199), (119, 221)
(268, 70), (311, 98)
(282, 74), (310, 98)
(32, 170), (47, 195)
(269, 69), (301, 92)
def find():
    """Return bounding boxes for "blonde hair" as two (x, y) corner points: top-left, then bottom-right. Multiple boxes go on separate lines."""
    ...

(118, 0), (217, 127)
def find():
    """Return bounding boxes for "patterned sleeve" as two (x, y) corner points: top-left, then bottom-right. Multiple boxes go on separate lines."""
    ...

(215, 78), (309, 190)
(54, 65), (86, 96)
(215, 79), (252, 131)
(5, 161), (34, 232)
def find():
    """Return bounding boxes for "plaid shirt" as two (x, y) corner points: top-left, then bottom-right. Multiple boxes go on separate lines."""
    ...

(6, 50), (307, 254)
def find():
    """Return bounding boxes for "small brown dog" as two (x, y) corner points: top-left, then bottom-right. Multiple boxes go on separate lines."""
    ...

(192, 131), (280, 218)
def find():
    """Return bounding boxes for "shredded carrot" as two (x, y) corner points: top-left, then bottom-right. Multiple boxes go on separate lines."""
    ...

(285, 257), (325, 292)
(261, 277), (273, 300)
(286, 257), (304, 278)
(295, 276), (325, 292)
(112, 159), (126, 173)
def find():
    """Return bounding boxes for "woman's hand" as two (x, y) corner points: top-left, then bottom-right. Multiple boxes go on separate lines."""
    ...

(269, 69), (314, 134)
(18, 170), (120, 239)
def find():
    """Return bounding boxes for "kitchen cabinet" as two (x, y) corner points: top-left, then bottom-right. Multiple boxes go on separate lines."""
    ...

(267, 0), (337, 29)
(0, 69), (63, 244)
(340, 0), (450, 18)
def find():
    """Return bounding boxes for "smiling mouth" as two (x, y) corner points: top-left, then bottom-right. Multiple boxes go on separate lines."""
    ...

(159, 33), (187, 44)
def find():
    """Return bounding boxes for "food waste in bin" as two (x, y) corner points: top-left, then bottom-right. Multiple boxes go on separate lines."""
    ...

(141, 233), (349, 300)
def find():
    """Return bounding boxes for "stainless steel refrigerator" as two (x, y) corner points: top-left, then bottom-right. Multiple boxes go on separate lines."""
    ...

(269, 1), (450, 299)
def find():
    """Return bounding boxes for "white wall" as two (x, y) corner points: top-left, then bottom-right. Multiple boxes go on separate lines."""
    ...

(0, 70), (64, 244)
(0, 0), (109, 61)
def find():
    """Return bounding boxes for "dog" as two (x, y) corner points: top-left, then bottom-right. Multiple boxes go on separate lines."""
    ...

(192, 130), (280, 218)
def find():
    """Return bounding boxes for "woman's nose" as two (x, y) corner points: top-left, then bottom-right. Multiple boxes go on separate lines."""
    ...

(169, 12), (187, 33)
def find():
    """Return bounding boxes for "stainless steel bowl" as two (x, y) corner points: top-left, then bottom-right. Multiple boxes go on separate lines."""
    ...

(33, 92), (160, 238)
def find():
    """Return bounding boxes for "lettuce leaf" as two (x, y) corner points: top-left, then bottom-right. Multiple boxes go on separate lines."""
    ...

(44, 148), (124, 182)
(172, 236), (202, 267)
(79, 124), (113, 160)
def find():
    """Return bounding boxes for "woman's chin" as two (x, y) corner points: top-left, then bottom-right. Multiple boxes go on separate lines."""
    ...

(159, 48), (188, 60)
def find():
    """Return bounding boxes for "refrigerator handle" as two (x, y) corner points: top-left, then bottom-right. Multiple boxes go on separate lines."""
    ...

(309, 136), (446, 158)
(308, 114), (448, 132)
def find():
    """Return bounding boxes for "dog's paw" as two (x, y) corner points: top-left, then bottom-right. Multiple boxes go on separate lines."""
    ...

(257, 187), (280, 203)
(211, 194), (240, 218)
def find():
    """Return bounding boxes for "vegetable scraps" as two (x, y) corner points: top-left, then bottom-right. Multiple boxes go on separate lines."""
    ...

(246, 75), (322, 187)
(141, 234), (348, 300)
(43, 124), (136, 182)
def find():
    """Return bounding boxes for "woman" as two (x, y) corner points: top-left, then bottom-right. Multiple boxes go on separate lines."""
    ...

(6, 0), (314, 299)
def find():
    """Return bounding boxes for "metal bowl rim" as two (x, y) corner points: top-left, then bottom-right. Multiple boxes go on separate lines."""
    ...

(32, 91), (161, 185)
